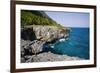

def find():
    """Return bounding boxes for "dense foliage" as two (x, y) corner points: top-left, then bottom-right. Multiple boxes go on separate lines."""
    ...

(21, 10), (64, 28)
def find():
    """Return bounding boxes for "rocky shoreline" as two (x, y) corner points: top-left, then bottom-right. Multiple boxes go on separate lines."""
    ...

(21, 25), (82, 63)
(21, 52), (83, 63)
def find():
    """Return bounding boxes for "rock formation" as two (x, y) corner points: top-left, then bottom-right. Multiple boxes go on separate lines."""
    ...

(21, 25), (72, 63)
(32, 25), (69, 42)
(21, 25), (69, 54)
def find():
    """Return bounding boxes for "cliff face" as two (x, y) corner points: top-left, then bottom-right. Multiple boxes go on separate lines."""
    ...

(32, 25), (69, 42)
(21, 25), (70, 42)
(21, 25), (70, 62)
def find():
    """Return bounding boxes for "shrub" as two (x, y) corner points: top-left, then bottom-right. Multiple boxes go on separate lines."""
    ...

(21, 10), (64, 29)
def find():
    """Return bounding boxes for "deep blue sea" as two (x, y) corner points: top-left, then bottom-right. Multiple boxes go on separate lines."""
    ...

(44, 28), (90, 59)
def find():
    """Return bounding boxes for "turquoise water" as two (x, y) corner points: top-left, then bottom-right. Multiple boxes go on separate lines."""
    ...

(54, 28), (89, 59)
(44, 28), (90, 59)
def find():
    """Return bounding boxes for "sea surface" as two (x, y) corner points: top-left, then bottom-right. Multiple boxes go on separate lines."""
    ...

(46, 28), (90, 59)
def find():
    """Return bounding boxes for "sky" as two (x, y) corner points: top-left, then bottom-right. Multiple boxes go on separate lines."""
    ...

(45, 11), (90, 28)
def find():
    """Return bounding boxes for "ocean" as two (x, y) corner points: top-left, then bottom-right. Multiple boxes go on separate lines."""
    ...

(45, 28), (90, 59)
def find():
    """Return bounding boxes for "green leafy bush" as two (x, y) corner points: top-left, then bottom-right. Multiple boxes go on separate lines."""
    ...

(21, 10), (64, 29)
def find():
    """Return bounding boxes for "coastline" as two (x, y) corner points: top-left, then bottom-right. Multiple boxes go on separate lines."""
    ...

(21, 51), (83, 63)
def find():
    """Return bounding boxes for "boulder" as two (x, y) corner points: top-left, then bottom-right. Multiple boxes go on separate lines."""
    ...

(30, 40), (45, 54)
(21, 40), (45, 55)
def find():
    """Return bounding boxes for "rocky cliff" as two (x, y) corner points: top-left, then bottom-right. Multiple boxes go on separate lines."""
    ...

(21, 25), (70, 40)
(32, 25), (69, 42)
(21, 25), (69, 53)
(21, 25), (72, 63)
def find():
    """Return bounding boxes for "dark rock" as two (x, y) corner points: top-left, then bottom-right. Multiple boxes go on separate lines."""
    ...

(21, 28), (36, 41)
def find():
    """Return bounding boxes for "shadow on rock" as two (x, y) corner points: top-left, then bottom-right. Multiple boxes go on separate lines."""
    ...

(21, 28), (36, 41)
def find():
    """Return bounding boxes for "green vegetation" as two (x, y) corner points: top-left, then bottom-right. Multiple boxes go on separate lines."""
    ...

(21, 10), (64, 29)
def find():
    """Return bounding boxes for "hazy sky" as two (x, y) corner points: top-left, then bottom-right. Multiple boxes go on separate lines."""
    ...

(46, 11), (90, 28)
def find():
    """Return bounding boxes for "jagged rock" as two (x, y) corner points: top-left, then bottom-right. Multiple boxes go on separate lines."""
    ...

(21, 40), (45, 55)
(21, 25), (70, 63)
(32, 25), (69, 42)
(21, 25), (70, 42)
(24, 52), (83, 62)
(30, 40), (45, 54)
